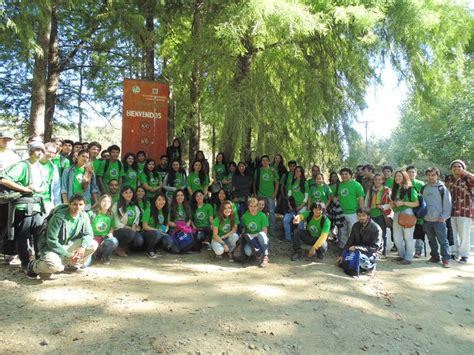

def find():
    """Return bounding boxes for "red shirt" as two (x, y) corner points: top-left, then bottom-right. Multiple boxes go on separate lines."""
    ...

(445, 175), (473, 218)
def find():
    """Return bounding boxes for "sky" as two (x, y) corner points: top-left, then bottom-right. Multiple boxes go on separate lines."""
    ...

(355, 61), (408, 139)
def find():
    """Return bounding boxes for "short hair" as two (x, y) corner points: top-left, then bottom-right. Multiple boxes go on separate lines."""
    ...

(339, 167), (353, 176)
(137, 150), (146, 156)
(247, 197), (258, 206)
(363, 164), (375, 173)
(288, 160), (297, 165)
(357, 207), (371, 215)
(69, 194), (85, 203)
(309, 201), (325, 211)
(160, 154), (167, 160)
(406, 165), (416, 172)
(88, 141), (102, 151)
(108, 144), (120, 152)
(260, 155), (270, 161)
(62, 139), (73, 145)
(382, 165), (393, 172)
(73, 141), (82, 147)
(425, 167), (440, 176)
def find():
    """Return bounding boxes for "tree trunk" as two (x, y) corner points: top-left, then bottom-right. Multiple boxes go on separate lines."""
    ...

(44, 5), (59, 142)
(188, 0), (203, 162)
(77, 60), (84, 142)
(220, 34), (254, 160)
(28, 4), (52, 139)
(144, 13), (154, 81)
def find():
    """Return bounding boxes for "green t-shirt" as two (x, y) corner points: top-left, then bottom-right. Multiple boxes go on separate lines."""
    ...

(288, 179), (309, 206)
(213, 202), (240, 224)
(171, 204), (187, 223)
(3, 160), (46, 212)
(123, 168), (139, 190)
(241, 211), (269, 234)
(137, 161), (146, 173)
(213, 217), (233, 237)
(72, 166), (86, 194)
(213, 163), (227, 182)
(279, 171), (293, 193)
(165, 173), (186, 199)
(385, 177), (394, 189)
(52, 154), (70, 175)
(412, 178), (425, 193)
(300, 211), (331, 238)
(142, 206), (166, 229)
(111, 192), (120, 204)
(139, 172), (162, 199)
(336, 180), (365, 214)
(97, 160), (123, 186)
(66, 214), (80, 240)
(368, 188), (385, 218)
(392, 187), (418, 214)
(255, 167), (278, 198)
(39, 160), (54, 203)
(193, 203), (214, 228)
(309, 183), (332, 205)
(88, 211), (114, 237)
(138, 199), (150, 212)
(92, 158), (102, 176)
(186, 172), (209, 193)
(125, 205), (139, 226)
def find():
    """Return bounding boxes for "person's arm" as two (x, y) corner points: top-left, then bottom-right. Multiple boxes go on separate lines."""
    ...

(272, 179), (279, 199)
(357, 223), (382, 254)
(45, 216), (70, 258)
(0, 178), (32, 193)
(441, 188), (452, 222)
(97, 176), (106, 194)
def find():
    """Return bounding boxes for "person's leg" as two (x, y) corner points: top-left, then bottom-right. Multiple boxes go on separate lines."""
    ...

(291, 229), (305, 255)
(113, 228), (134, 247)
(32, 251), (64, 274)
(372, 215), (387, 256)
(283, 212), (295, 241)
(64, 239), (98, 266)
(338, 219), (348, 249)
(424, 222), (439, 259)
(99, 237), (119, 259)
(13, 211), (35, 269)
(456, 217), (471, 259)
(266, 197), (277, 236)
(225, 233), (240, 253)
(392, 214), (406, 259)
(414, 223), (425, 257)
(434, 221), (450, 262)
(257, 232), (269, 256)
(142, 230), (162, 254)
(211, 240), (225, 256)
(316, 241), (328, 259)
(402, 225), (415, 262)
(297, 207), (307, 231)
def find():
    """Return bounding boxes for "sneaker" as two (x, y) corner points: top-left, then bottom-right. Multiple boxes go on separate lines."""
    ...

(115, 247), (128, 257)
(39, 273), (55, 280)
(64, 264), (81, 272)
(450, 254), (457, 261)
(442, 260), (450, 268)
(414, 252), (422, 258)
(393, 256), (404, 262)
(459, 257), (468, 263)
(146, 251), (158, 259)
(9, 255), (21, 266)
(228, 255), (234, 263)
(259, 255), (269, 268)
(390, 246), (398, 252)
(100, 257), (111, 265)
(397, 259), (412, 265)
(316, 252), (324, 260)
(291, 252), (303, 261)
(427, 256), (440, 263)
(25, 261), (38, 280)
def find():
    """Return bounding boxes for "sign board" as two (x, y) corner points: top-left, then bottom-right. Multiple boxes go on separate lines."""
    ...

(121, 79), (169, 162)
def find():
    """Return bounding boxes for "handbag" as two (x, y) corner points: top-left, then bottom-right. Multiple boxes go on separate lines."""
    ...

(398, 211), (416, 229)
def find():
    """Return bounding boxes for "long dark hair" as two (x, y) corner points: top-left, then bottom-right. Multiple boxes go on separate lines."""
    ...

(117, 185), (137, 219)
(215, 152), (228, 175)
(228, 161), (237, 176)
(291, 166), (306, 193)
(167, 158), (184, 187)
(218, 200), (236, 229)
(212, 188), (229, 211)
(273, 154), (287, 178)
(170, 189), (191, 221)
(151, 192), (169, 225)
(123, 152), (138, 172)
(391, 170), (413, 201)
(190, 189), (206, 213)
(190, 160), (206, 186)
(144, 158), (160, 180)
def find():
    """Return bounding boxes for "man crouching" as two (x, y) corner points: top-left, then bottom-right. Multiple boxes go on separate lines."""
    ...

(26, 194), (98, 279)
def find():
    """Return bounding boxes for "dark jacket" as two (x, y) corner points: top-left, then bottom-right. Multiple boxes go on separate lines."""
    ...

(232, 174), (253, 199)
(343, 219), (382, 254)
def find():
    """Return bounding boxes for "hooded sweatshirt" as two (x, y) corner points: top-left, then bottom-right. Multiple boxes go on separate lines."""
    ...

(37, 205), (94, 258)
(422, 181), (452, 222)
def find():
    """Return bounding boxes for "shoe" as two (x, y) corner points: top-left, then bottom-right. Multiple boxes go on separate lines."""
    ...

(291, 252), (303, 261)
(64, 264), (80, 272)
(216, 255), (223, 259)
(414, 252), (422, 258)
(100, 257), (111, 265)
(228, 255), (234, 263)
(146, 251), (158, 259)
(450, 254), (457, 261)
(25, 261), (38, 280)
(427, 256), (440, 263)
(115, 247), (128, 257)
(390, 246), (398, 252)
(442, 260), (450, 268)
(259, 255), (269, 268)
(397, 259), (412, 265)
(393, 256), (404, 262)
(9, 255), (21, 266)
(39, 273), (55, 280)
(316, 253), (324, 260)
(459, 257), (468, 263)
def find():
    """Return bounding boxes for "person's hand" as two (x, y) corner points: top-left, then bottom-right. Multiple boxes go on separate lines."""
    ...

(71, 247), (85, 263)
(223, 244), (229, 253)
(437, 218), (445, 223)
(394, 201), (404, 207)
(292, 215), (300, 225)
(336, 256), (342, 264)
(349, 246), (356, 251)
(308, 247), (316, 257)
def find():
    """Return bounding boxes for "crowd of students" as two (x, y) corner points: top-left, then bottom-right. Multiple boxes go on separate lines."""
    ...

(0, 132), (472, 280)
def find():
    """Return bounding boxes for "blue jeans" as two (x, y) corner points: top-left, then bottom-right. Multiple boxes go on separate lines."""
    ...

(95, 236), (119, 259)
(423, 221), (450, 261)
(292, 229), (327, 255)
(359, 252), (378, 270)
(113, 228), (144, 249)
(244, 232), (269, 256)
(283, 211), (305, 241)
(141, 230), (166, 253)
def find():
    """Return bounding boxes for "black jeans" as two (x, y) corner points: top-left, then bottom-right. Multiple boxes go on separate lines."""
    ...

(292, 229), (328, 256)
(372, 215), (387, 256)
(113, 228), (144, 249)
(13, 210), (44, 268)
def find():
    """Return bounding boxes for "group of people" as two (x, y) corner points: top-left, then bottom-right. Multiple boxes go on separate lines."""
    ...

(0, 132), (472, 280)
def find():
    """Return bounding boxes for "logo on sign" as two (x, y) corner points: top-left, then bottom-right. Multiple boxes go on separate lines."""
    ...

(129, 171), (136, 179)
(132, 86), (141, 94)
(193, 178), (201, 185)
(152, 88), (159, 95)
(314, 191), (321, 197)
(127, 210), (135, 218)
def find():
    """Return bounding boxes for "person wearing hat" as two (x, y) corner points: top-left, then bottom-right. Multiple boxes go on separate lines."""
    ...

(0, 131), (20, 173)
(444, 160), (474, 263)
(0, 141), (49, 272)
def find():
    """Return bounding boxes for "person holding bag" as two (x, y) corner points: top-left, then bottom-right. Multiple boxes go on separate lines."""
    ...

(390, 170), (419, 265)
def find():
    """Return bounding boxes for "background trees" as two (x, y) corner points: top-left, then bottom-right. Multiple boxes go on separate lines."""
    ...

(1, 0), (472, 170)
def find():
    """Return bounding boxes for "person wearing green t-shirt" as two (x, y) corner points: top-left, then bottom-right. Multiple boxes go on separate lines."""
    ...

(308, 173), (332, 207)
(163, 159), (187, 202)
(89, 194), (118, 264)
(169, 189), (192, 230)
(191, 190), (214, 245)
(0, 142), (48, 272)
(390, 170), (419, 265)
(39, 142), (60, 213)
(211, 200), (239, 260)
(96, 145), (123, 193)
(111, 186), (144, 257)
(241, 198), (270, 267)
(222, 162), (236, 195)
(283, 166), (309, 241)
(136, 150), (147, 173)
(27, 194), (98, 279)
(213, 188), (240, 225)
(108, 179), (120, 203)
(291, 202), (331, 261)
(334, 167), (365, 249)
(406, 166), (426, 258)
(61, 150), (98, 210)
(122, 152), (140, 191)
(139, 159), (163, 201)
(187, 160), (210, 196)
(141, 192), (169, 258)
(212, 153), (228, 183)
(253, 155), (279, 237)
(382, 165), (394, 189)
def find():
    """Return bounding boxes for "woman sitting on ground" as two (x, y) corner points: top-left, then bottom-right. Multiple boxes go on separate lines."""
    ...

(241, 197), (270, 268)
(211, 200), (240, 261)
(191, 190), (214, 246)
(168, 189), (192, 231)
(141, 192), (170, 258)
(89, 193), (118, 264)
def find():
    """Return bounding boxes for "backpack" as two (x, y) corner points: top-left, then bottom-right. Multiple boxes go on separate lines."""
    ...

(0, 160), (33, 205)
(340, 250), (360, 277)
(102, 159), (123, 178)
(232, 233), (262, 264)
(162, 221), (196, 253)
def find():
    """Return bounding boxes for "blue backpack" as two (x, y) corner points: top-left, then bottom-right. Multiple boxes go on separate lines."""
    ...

(341, 250), (360, 277)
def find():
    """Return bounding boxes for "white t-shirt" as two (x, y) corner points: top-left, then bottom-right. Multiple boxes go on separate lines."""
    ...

(0, 149), (21, 174)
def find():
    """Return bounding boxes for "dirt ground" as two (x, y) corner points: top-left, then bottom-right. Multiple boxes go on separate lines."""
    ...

(0, 227), (473, 355)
